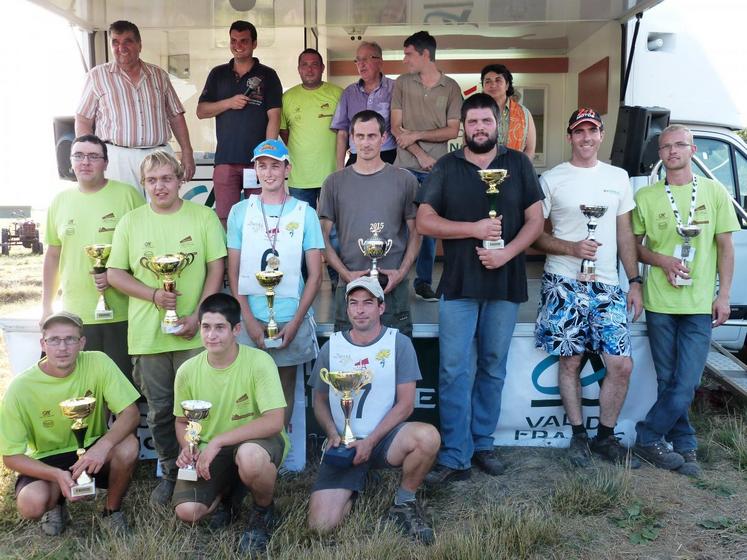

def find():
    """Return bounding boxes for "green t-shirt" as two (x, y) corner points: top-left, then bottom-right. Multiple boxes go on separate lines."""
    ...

(0, 351), (140, 460)
(45, 180), (145, 324)
(107, 201), (227, 355)
(280, 82), (342, 188)
(633, 176), (740, 314)
(173, 345), (289, 461)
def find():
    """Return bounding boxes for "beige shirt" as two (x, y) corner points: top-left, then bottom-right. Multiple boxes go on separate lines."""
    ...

(391, 72), (462, 171)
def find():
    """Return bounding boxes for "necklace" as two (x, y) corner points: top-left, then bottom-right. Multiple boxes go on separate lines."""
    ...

(259, 194), (287, 270)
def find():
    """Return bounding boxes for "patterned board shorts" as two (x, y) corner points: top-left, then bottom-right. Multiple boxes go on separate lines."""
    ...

(534, 272), (631, 357)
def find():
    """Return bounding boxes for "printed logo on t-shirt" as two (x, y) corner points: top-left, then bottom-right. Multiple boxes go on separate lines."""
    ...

(285, 222), (299, 237)
(232, 393), (255, 421)
(180, 235), (196, 252)
(41, 409), (54, 428)
(375, 349), (391, 367)
(65, 219), (76, 237)
(318, 102), (334, 119)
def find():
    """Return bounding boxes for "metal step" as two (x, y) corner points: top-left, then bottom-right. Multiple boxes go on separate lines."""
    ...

(705, 341), (747, 398)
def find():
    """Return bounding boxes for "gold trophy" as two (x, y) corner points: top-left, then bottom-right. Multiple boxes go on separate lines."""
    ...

(477, 169), (509, 249)
(140, 253), (196, 333)
(577, 204), (609, 282)
(675, 224), (702, 286)
(319, 368), (374, 445)
(256, 258), (284, 349)
(83, 244), (114, 320)
(59, 396), (97, 497)
(358, 222), (393, 286)
(177, 400), (212, 481)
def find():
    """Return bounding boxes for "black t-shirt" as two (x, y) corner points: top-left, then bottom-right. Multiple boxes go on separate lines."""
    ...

(415, 147), (543, 302)
(199, 58), (283, 165)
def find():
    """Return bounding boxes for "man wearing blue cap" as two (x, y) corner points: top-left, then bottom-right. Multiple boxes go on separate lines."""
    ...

(227, 139), (325, 426)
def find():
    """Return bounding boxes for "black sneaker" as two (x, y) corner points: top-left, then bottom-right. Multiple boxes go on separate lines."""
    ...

(386, 501), (435, 545)
(472, 450), (506, 476)
(675, 449), (701, 477)
(149, 478), (175, 507)
(424, 464), (471, 486)
(633, 441), (684, 470)
(238, 503), (275, 555)
(567, 433), (592, 468)
(414, 284), (439, 302)
(590, 435), (641, 468)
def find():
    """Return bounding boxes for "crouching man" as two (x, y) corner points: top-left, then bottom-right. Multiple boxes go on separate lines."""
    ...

(172, 293), (288, 556)
(307, 276), (439, 544)
(0, 312), (140, 535)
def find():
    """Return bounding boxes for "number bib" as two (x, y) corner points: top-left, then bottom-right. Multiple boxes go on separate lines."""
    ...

(328, 328), (397, 439)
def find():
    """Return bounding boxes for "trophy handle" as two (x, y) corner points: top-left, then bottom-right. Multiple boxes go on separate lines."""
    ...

(355, 369), (373, 393)
(357, 239), (365, 254)
(139, 256), (155, 274)
(176, 252), (196, 276)
(383, 239), (393, 256)
(319, 368), (331, 386)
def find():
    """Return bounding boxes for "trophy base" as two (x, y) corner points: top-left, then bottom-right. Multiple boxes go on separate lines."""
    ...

(675, 277), (693, 286)
(264, 337), (283, 349)
(577, 272), (597, 282)
(322, 445), (356, 468)
(71, 479), (96, 497)
(94, 310), (114, 320)
(482, 239), (504, 250)
(162, 322), (184, 334)
(178, 467), (198, 481)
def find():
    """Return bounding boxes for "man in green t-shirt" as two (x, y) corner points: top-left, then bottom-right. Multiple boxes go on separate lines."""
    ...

(632, 124), (740, 476)
(108, 151), (226, 506)
(0, 312), (140, 536)
(171, 293), (287, 555)
(42, 134), (145, 380)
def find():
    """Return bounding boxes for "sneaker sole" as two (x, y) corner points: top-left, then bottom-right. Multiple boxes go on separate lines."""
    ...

(415, 295), (438, 302)
(632, 448), (685, 470)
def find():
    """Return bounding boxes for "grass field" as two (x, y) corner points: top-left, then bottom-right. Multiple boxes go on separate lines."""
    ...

(1, 250), (746, 559)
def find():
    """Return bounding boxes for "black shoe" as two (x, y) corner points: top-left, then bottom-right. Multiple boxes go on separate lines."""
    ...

(414, 284), (439, 302)
(424, 464), (471, 486)
(238, 503), (275, 555)
(675, 449), (701, 477)
(567, 433), (592, 468)
(472, 450), (506, 476)
(210, 484), (247, 530)
(633, 441), (685, 470)
(590, 435), (641, 468)
(386, 501), (435, 545)
(149, 479), (176, 507)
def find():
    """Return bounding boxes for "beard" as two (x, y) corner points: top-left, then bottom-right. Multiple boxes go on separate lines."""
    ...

(465, 132), (497, 154)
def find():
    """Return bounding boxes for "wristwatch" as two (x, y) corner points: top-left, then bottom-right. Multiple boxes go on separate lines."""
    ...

(628, 275), (643, 284)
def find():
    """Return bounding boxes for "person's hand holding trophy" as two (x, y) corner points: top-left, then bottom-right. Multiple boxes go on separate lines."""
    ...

(84, 244), (114, 320)
(476, 169), (509, 249)
(358, 222), (393, 288)
(140, 252), (196, 333)
(255, 253), (284, 348)
(577, 204), (608, 282)
(59, 396), (97, 497)
(177, 400), (212, 481)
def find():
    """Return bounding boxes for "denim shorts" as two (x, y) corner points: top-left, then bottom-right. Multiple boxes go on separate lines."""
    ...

(535, 272), (631, 356)
(238, 314), (318, 367)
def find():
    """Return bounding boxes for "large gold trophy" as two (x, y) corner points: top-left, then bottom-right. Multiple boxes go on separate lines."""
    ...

(477, 169), (509, 249)
(674, 224), (701, 286)
(59, 396), (97, 497)
(83, 244), (114, 320)
(358, 222), (393, 285)
(256, 256), (284, 348)
(319, 368), (374, 445)
(177, 400), (212, 481)
(140, 252), (195, 333)
(577, 205), (608, 282)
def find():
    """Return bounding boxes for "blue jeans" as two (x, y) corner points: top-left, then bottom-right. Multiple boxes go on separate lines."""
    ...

(437, 297), (519, 469)
(635, 311), (712, 452)
(288, 186), (320, 209)
(407, 169), (435, 288)
(288, 187), (338, 284)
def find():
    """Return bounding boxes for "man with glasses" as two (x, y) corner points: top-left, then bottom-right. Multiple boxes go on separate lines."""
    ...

(42, 134), (144, 382)
(331, 42), (397, 169)
(197, 20), (283, 228)
(76, 20), (195, 195)
(633, 124), (740, 476)
(0, 312), (140, 536)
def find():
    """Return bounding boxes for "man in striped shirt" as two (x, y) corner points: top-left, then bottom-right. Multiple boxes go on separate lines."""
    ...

(75, 20), (195, 195)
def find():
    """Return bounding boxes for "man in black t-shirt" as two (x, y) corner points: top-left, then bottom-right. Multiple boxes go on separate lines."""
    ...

(416, 93), (544, 485)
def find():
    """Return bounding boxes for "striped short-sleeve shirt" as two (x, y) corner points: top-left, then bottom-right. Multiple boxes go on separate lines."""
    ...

(77, 61), (185, 148)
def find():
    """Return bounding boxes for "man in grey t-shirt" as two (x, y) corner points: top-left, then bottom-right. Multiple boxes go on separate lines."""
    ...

(319, 110), (421, 337)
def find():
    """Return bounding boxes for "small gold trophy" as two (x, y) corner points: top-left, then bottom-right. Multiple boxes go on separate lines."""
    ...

(358, 222), (393, 285)
(256, 257), (284, 348)
(674, 224), (701, 286)
(177, 400), (212, 481)
(140, 253), (196, 333)
(59, 396), (97, 497)
(577, 204), (609, 282)
(477, 169), (509, 249)
(319, 368), (374, 445)
(83, 244), (114, 320)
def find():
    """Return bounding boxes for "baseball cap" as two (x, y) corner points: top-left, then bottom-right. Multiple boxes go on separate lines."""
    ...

(567, 108), (603, 131)
(345, 276), (385, 302)
(41, 311), (83, 330)
(251, 139), (290, 163)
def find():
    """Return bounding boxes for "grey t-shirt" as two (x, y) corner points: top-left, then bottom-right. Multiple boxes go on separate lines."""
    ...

(318, 164), (418, 272)
(309, 328), (421, 393)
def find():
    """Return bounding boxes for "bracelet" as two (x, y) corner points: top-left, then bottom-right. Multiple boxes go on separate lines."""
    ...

(152, 288), (159, 307)
(628, 275), (643, 285)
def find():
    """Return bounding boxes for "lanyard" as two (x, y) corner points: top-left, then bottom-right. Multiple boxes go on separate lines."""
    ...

(663, 175), (698, 228)
(260, 195), (287, 270)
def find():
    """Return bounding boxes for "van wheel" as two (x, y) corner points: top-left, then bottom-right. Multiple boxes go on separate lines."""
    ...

(32, 241), (43, 255)
(1, 242), (9, 256)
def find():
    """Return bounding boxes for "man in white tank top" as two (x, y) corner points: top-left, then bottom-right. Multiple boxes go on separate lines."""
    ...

(307, 276), (439, 544)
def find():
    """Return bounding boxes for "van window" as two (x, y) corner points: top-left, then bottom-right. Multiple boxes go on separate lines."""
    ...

(735, 149), (747, 199)
(693, 137), (736, 197)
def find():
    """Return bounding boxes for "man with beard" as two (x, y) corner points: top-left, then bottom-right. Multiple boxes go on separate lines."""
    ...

(533, 108), (643, 468)
(416, 93), (544, 484)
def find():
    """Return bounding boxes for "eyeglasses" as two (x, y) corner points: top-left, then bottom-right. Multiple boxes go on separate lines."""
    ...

(658, 142), (692, 151)
(354, 55), (381, 65)
(44, 336), (81, 347)
(71, 153), (106, 162)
